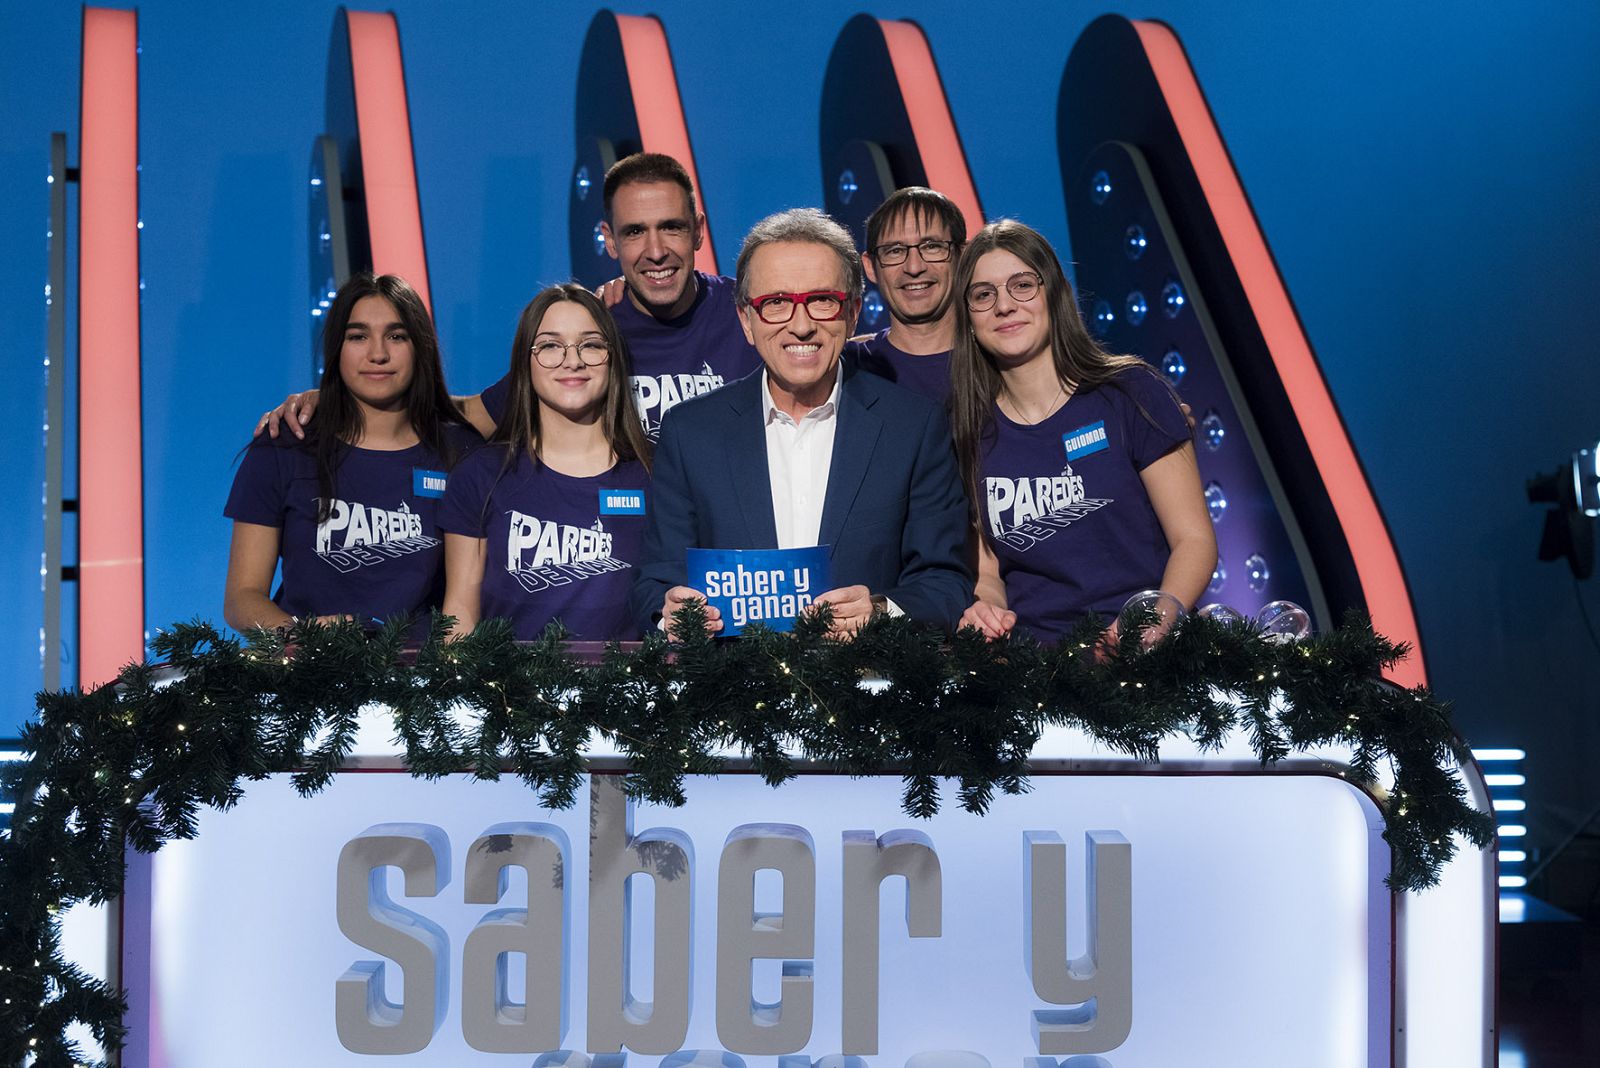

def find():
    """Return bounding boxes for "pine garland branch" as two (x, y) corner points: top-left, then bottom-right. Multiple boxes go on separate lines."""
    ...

(0, 609), (1493, 1061)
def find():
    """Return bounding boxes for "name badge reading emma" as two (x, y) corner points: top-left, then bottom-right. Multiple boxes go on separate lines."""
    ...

(412, 468), (448, 498)
(599, 489), (646, 515)
(1062, 421), (1109, 462)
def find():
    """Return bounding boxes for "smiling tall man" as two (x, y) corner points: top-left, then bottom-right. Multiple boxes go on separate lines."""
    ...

(633, 208), (971, 638)
(481, 153), (760, 438)
(256, 154), (759, 444)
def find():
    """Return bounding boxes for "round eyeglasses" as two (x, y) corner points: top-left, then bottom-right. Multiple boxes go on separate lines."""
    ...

(966, 272), (1043, 312)
(532, 337), (611, 368)
(748, 290), (850, 325)
(869, 238), (955, 266)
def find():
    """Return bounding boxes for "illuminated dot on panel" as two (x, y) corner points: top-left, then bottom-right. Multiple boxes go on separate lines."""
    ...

(1124, 224), (1148, 259)
(862, 289), (884, 327)
(1124, 291), (1148, 326)
(1500, 849), (1527, 863)
(591, 220), (607, 257)
(574, 165), (591, 201)
(1161, 279), (1186, 318)
(1160, 348), (1186, 385)
(1208, 558), (1226, 593)
(309, 177), (323, 187)
(1090, 170), (1112, 205)
(1201, 410), (1225, 451)
(1499, 875), (1527, 889)
(837, 169), (858, 205)
(1204, 481), (1227, 522)
(1092, 300), (1115, 331)
(310, 308), (323, 317)
(1245, 553), (1270, 592)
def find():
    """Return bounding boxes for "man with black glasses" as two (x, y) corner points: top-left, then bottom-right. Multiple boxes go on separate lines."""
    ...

(633, 208), (971, 638)
(851, 186), (967, 403)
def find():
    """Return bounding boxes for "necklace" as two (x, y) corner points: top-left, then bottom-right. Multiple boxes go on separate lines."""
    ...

(1004, 384), (1067, 426)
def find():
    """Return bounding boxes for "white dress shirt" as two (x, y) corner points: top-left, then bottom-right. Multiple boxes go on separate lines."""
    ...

(761, 368), (841, 549)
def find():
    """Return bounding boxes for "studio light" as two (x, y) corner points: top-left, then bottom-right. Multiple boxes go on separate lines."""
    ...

(1527, 440), (1599, 579)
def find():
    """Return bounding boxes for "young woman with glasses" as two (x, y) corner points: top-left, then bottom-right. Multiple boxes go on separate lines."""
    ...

(438, 284), (653, 640)
(223, 273), (480, 636)
(948, 220), (1216, 644)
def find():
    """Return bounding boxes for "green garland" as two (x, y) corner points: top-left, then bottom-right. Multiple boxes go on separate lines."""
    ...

(0, 608), (1492, 1066)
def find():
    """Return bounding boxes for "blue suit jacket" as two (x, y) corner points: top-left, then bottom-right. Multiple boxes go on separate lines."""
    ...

(632, 364), (972, 631)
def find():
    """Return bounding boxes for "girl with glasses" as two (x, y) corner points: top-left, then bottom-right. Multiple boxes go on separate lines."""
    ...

(223, 273), (480, 636)
(948, 220), (1215, 644)
(438, 284), (653, 640)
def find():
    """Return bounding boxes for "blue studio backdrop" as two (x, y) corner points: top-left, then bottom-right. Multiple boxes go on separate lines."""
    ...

(1, 0), (1598, 849)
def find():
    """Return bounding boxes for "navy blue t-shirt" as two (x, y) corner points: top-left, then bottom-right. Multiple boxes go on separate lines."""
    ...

(979, 367), (1190, 641)
(223, 426), (481, 627)
(848, 329), (951, 404)
(481, 272), (760, 438)
(437, 447), (651, 640)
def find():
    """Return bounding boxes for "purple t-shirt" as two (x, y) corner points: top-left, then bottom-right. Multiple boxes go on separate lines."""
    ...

(481, 271), (760, 438)
(223, 427), (481, 627)
(979, 368), (1189, 641)
(848, 329), (951, 404)
(437, 447), (651, 640)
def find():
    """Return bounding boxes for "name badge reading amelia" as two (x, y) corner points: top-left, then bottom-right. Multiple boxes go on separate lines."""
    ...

(1063, 420), (1109, 462)
(599, 488), (646, 515)
(412, 468), (448, 498)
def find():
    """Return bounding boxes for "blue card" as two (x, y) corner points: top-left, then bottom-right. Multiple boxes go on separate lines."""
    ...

(685, 546), (831, 636)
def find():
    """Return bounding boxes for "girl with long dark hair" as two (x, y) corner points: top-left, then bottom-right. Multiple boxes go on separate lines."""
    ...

(948, 220), (1215, 642)
(223, 273), (478, 632)
(438, 284), (653, 640)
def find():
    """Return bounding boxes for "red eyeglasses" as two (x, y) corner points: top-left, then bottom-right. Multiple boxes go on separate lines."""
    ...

(747, 290), (851, 325)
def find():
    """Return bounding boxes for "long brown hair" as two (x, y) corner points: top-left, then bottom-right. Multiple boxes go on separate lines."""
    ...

(489, 284), (652, 471)
(312, 272), (468, 520)
(948, 220), (1168, 526)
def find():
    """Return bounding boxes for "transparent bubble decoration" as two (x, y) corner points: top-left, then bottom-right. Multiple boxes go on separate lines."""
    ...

(1256, 600), (1311, 641)
(1204, 481), (1227, 522)
(1091, 170), (1113, 205)
(1124, 224), (1148, 259)
(1162, 278), (1187, 318)
(1200, 409), (1225, 451)
(1160, 347), (1187, 385)
(591, 220), (608, 257)
(1125, 290), (1148, 326)
(1197, 603), (1247, 626)
(1118, 589), (1186, 645)
(1092, 299), (1115, 332)
(1245, 552), (1270, 592)
(1208, 556), (1226, 592)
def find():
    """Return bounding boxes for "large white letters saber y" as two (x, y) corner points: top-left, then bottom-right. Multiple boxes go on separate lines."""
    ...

(840, 829), (942, 1053)
(715, 824), (817, 1052)
(460, 822), (572, 1051)
(588, 774), (696, 1053)
(1025, 829), (1134, 1053)
(334, 823), (451, 1054)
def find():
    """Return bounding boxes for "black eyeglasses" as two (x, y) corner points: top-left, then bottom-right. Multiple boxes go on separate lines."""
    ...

(869, 238), (955, 266)
(747, 290), (850, 325)
(531, 337), (611, 368)
(966, 272), (1043, 312)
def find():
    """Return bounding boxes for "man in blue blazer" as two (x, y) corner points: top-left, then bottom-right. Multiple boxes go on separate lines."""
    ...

(633, 208), (972, 637)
